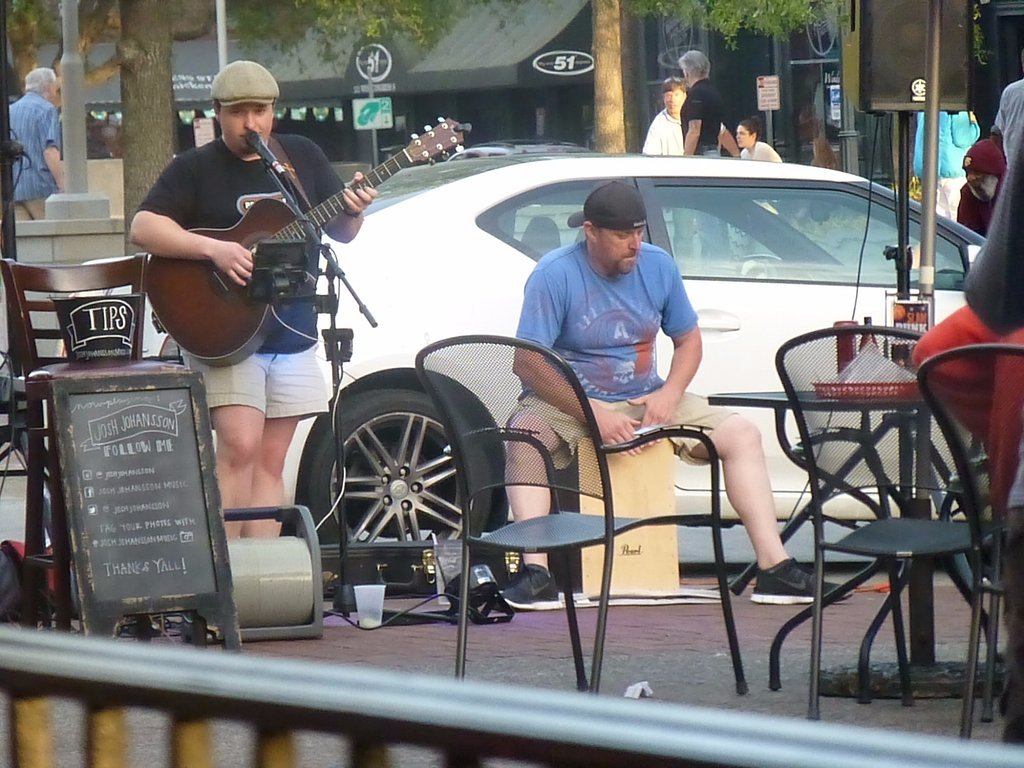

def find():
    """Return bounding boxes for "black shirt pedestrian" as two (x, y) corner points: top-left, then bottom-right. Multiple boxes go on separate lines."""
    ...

(681, 78), (726, 155)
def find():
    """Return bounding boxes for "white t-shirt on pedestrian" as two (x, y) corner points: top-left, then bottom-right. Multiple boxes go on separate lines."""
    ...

(740, 141), (782, 163)
(995, 78), (1024, 166)
(642, 110), (686, 156)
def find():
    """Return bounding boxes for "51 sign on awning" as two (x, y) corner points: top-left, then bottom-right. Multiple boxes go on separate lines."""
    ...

(532, 50), (594, 76)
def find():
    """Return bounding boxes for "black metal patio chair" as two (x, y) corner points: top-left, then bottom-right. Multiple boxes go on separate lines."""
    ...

(774, 325), (982, 730)
(918, 342), (1012, 737)
(414, 334), (746, 694)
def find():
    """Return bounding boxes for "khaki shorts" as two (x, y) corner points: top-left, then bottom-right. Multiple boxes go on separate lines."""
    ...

(14, 199), (46, 220)
(185, 346), (329, 420)
(516, 392), (731, 468)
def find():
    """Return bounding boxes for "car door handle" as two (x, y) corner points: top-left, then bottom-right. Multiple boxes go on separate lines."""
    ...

(697, 310), (741, 332)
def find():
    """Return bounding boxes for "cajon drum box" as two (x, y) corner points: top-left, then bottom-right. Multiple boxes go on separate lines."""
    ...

(579, 440), (679, 596)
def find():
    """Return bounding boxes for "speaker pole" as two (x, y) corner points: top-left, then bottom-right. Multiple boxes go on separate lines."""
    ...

(838, 18), (859, 175)
(0, 0), (18, 261)
(917, 0), (943, 314)
(895, 112), (912, 300)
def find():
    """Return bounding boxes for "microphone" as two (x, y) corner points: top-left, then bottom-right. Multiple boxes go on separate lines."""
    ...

(245, 130), (287, 177)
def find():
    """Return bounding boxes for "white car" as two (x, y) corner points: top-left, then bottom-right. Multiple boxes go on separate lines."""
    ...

(266, 154), (981, 581)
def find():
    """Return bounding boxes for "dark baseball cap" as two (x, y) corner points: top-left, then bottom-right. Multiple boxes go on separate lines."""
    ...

(567, 181), (647, 230)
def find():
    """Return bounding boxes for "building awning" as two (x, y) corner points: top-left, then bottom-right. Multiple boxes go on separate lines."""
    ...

(406, 0), (588, 88)
(339, 0), (592, 93)
(43, 34), (353, 108)
(43, 0), (591, 109)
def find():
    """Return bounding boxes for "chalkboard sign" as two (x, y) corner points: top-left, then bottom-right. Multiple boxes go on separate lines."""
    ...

(49, 368), (239, 648)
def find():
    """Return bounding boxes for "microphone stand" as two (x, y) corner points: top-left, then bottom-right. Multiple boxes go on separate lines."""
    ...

(317, 242), (357, 616)
(253, 147), (377, 616)
(318, 235), (377, 616)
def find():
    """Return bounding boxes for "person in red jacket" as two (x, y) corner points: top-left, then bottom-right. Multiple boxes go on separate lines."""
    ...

(957, 137), (1007, 236)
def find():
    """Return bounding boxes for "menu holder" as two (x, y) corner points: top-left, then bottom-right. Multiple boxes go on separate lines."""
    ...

(48, 368), (240, 648)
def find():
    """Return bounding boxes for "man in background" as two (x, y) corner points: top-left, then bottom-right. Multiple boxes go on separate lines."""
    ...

(678, 50), (738, 158)
(642, 76), (686, 156)
(9, 67), (63, 220)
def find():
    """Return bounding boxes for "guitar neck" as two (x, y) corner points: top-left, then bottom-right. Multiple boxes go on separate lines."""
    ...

(273, 150), (414, 242)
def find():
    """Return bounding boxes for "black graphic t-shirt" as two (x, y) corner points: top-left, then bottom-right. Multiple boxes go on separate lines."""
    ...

(138, 134), (344, 353)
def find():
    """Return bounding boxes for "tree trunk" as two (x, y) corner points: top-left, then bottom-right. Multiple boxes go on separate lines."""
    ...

(118, 0), (174, 237)
(620, 6), (640, 153)
(8, 18), (42, 85)
(592, 0), (625, 153)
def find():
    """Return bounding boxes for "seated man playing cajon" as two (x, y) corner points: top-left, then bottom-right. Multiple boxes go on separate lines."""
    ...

(501, 181), (834, 608)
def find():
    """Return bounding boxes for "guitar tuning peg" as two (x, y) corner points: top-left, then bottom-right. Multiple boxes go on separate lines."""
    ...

(410, 133), (419, 140)
(436, 115), (445, 123)
(423, 124), (432, 132)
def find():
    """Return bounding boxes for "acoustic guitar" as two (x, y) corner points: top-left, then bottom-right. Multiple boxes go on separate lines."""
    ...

(146, 119), (465, 366)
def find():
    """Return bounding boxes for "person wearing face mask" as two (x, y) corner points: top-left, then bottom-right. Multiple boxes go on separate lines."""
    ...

(957, 137), (1007, 237)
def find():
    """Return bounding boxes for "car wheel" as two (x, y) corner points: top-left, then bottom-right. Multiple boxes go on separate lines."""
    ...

(296, 388), (504, 563)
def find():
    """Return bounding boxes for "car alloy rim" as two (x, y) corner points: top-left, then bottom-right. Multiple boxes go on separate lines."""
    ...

(340, 410), (462, 542)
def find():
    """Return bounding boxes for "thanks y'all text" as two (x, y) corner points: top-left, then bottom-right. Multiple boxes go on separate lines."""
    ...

(102, 556), (188, 578)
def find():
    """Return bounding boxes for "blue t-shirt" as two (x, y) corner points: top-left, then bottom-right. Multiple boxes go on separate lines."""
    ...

(516, 241), (698, 400)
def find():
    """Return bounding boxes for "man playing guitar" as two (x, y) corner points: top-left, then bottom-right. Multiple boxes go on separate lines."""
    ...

(130, 60), (377, 538)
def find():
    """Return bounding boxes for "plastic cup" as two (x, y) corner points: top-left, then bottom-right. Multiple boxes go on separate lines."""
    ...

(353, 584), (386, 629)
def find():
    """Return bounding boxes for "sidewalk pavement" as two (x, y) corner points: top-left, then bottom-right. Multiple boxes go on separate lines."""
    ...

(0, 570), (1009, 767)
(249, 570), (1003, 743)
(0, 466), (1010, 759)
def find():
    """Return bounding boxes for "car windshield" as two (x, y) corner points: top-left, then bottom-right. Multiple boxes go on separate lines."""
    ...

(369, 156), (553, 210)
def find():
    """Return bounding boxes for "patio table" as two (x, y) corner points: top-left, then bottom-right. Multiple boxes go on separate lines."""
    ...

(709, 389), (960, 683)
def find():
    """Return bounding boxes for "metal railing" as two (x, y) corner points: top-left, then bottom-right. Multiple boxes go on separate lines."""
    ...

(1, 626), (1023, 768)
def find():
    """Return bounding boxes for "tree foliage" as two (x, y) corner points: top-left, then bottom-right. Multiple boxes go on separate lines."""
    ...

(627, 0), (842, 43)
(7, 0), (204, 86)
(230, 0), (491, 54)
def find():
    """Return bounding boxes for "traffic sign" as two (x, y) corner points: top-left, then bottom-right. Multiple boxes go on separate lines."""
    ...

(353, 97), (393, 131)
(355, 44), (393, 84)
(756, 75), (781, 112)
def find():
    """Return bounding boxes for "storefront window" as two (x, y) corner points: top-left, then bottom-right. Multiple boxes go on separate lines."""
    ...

(789, 19), (840, 168)
(87, 111), (123, 159)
